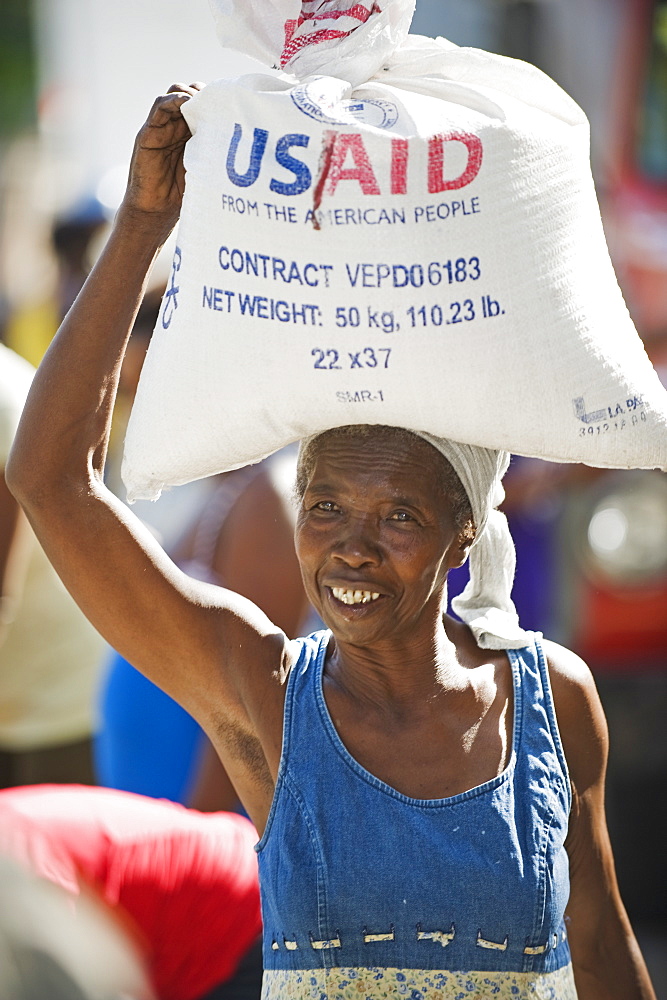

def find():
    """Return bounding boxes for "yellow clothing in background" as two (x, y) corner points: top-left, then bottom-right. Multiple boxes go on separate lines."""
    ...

(0, 344), (105, 752)
(4, 299), (59, 369)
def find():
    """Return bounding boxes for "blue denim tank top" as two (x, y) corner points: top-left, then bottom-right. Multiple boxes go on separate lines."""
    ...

(256, 631), (577, 1000)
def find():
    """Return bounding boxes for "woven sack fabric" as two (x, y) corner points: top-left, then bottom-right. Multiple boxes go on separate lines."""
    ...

(121, 0), (667, 501)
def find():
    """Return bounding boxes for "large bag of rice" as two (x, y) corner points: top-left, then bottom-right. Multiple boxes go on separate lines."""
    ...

(121, 0), (667, 501)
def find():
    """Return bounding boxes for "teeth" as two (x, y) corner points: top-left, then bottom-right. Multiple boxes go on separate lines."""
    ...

(331, 588), (381, 605)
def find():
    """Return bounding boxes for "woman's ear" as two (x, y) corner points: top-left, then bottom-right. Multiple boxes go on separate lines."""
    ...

(448, 522), (476, 570)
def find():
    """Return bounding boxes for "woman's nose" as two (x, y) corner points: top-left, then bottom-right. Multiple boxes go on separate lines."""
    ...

(331, 518), (381, 567)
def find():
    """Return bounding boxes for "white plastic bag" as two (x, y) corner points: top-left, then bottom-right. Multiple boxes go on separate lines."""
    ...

(210, 0), (415, 86)
(122, 0), (667, 501)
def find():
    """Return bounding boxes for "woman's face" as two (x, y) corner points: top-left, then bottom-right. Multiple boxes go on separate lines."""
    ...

(295, 431), (468, 646)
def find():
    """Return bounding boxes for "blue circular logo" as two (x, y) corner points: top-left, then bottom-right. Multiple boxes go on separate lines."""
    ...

(291, 80), (399, 130)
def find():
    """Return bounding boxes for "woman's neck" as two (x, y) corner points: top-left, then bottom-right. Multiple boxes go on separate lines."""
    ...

(325, 612), (480, 711)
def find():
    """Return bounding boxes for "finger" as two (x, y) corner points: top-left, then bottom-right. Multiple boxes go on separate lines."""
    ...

(166, 81), (206, 97)
(147, 90), (196, 123)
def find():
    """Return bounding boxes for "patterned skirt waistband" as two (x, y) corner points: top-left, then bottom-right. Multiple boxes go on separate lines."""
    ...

(261, 963), (578, 1000)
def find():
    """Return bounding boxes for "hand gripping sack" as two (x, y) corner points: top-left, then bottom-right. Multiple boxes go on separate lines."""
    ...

(121, 0), (667, 501)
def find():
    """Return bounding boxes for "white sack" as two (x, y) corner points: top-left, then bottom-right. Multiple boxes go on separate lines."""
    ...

(122, 1), (667, 502)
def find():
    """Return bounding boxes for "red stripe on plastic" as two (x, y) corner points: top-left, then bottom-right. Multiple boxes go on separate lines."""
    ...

(281, 28), (348, 65)
(300, 4), (374, 23)
(281, 2), (382, 66)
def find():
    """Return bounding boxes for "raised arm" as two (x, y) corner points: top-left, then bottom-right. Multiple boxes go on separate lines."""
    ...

(545, 640), (656, 1000)
(5, 86), (291, 830)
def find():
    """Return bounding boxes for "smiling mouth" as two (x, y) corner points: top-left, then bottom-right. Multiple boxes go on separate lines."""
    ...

(330, 587), (381, 606)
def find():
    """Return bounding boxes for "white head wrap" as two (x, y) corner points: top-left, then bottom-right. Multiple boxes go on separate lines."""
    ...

(414, 432), (528, 650)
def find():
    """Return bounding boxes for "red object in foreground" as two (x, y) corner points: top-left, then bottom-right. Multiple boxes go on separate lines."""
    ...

(0, 784), (262, 1000)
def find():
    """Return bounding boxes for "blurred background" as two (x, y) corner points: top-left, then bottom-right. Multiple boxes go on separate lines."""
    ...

(0, 0), (665, 995)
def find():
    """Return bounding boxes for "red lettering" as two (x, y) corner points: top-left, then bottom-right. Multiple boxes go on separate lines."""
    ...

(427, 132), (483, 193)
(326, 133), (380, 196)
(390, 138), (409, 195)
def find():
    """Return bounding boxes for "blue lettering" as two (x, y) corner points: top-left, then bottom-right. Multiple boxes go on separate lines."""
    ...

(238, 293), (257, 315)
(303, 264), (319, 286)
(202, 286), (233, 312)
(287, 261), (303, 284)
(410, 264), (424, 287)
(270, 134), (311, 196)
(226, 124), (268, 188)
(244, 252), (259, 277)
(272, 258), (286, 282)
(377, 264), (391, 286)
(345, 264), (361, 287)
(392, 265), (409, 287)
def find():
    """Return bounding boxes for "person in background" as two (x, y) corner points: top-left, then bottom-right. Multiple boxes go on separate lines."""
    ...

(4, 197), (108, 369)
(0, 783), (262, 1000)
(0, 342), (106, 787)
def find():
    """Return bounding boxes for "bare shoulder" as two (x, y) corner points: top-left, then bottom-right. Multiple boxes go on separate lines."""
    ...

(277, 635), (305, 684)
(541, 637), (602, 713)
(236, 630), (303, 738)
(541, 638), (609, 793)
(541, 637), (592, 685)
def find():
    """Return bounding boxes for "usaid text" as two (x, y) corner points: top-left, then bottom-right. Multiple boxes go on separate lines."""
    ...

(224, 125), (483, 197)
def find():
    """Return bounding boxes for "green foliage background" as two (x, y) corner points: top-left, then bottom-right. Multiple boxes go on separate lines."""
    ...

(0, 0), (36, 140)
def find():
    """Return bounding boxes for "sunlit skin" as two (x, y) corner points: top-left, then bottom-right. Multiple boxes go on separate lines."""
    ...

(294, 431), (517, 800)
(4, 87), (656, 999)
(295, 432), (469, 654)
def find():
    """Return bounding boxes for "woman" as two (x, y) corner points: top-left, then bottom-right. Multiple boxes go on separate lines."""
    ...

(6, 85), (656, 999)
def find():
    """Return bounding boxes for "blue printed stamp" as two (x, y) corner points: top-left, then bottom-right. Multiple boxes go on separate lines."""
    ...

(291, 79), (399, 130)
(162, 246), (182, 329)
